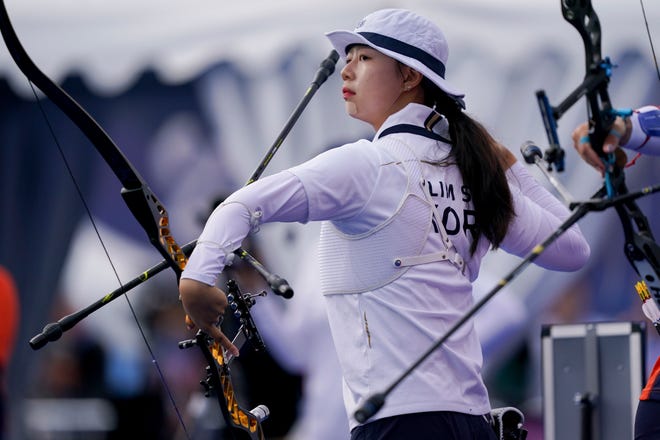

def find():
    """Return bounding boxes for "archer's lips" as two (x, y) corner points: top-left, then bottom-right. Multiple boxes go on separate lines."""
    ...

(342, 87), (355, 99)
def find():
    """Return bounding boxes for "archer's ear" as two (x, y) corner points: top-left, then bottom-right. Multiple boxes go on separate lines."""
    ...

(402, 67), (424, 90)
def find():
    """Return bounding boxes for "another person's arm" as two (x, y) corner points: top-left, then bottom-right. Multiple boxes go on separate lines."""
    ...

(572, 105), (660, 174)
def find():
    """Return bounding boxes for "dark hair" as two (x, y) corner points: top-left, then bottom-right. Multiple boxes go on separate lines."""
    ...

(422, 78), (514, 255)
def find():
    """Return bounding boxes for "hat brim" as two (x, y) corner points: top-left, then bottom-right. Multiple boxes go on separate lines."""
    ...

(325, 30), (465, 99)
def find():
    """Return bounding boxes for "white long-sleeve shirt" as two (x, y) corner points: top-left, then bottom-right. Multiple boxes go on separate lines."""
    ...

(182, 103), (590, 430)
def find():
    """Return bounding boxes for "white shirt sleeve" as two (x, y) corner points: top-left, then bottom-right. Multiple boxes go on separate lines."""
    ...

(182, 141), (382, 286)
(288, 141), (382, 224)
(181, 171), (309, 286)
(501, 162), (591, 271)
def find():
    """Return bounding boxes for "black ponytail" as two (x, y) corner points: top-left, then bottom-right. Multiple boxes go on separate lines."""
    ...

(422, 78), (514, 255)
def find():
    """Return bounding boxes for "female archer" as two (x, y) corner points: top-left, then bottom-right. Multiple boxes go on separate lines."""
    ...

(180, 8), (590, 439)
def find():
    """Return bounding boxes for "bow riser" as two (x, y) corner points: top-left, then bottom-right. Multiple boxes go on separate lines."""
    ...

(179, 279), (269, 440)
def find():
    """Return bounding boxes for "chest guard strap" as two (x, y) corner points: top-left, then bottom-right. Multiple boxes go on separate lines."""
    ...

(319, 138), (465, 296)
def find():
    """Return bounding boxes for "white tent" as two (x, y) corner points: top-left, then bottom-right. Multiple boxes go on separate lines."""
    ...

(2, 0), (656, 94)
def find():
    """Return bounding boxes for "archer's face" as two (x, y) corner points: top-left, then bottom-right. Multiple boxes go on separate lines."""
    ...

(340, 45), (408, 131)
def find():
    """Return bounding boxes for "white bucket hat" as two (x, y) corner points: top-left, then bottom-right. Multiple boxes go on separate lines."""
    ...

(325, 8), (465, 99)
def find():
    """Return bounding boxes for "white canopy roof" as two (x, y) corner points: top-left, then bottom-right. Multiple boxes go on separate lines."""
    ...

(2, 0), (657, 96)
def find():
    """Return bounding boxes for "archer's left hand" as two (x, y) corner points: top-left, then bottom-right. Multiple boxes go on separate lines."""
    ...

(571, 116), (630, 175)
(179, 278), (240, 356)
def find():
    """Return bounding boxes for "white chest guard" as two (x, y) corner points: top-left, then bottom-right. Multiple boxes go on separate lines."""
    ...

(318, 137), (465, 296)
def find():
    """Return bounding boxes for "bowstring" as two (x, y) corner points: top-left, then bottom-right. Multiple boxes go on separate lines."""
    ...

(639, 0), (660, 80)
(28, 80), (192, 440)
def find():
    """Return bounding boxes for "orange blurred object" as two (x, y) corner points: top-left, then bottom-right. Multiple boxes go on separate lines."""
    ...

(0, 265), (19, 368)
